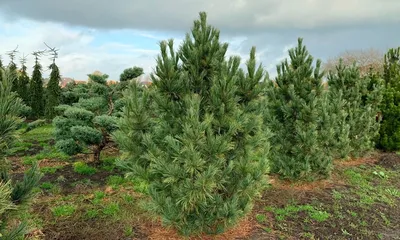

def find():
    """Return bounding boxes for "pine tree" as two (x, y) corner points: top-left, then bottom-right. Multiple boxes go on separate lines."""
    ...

(328, 60), (383, 157)
(29, 50), (46, 118)
(119, 66), (144, 82)
(377, 47), (400, 151)
(0, 68), (42, 239)
(54, 73), (121, 163)
(265, 38), (335, 180)
(45, 44), (62, 119)
(114, 12), (270, 236)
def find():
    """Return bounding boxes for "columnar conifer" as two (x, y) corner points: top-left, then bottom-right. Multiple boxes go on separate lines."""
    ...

(265, 38), (334, 180)
(29, 51), (46, 118)
(114, 12), (270, 236)
(377, 47), (400, 150)
(328, 60), (383, 157)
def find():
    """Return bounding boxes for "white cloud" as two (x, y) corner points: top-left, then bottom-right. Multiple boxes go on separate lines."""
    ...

(0, 0), (399, 32)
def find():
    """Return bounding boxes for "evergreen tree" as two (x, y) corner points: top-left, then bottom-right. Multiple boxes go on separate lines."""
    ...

(377, 47), (400, 150)
(114, 12), (270, 236)
(328, 60), (383, 157)
(60, 81), (90, 105)
(45, 45), (62, 119)
(119, 66), (144, 82)
(17, 54), (30, 105)
(0, 68), (42, 239)
(29, 50), (46, 118)
(7, 47), (19, 93)
(265, 38), (335, 180)
(54, 73), (121, 163)
(0, 56), (3, 82)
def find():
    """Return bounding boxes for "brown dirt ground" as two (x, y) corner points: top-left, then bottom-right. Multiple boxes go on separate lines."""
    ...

(9, 148), (400, 240)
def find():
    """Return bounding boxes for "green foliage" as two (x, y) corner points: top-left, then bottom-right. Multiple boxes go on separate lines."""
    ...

(328, 60), (383, 157)
(17, 62), (30, 104)
(29, 59), (45, 118)
(61, 82), (89, 105)
(24, 119), (48, 133)
(54, 73), (121, 162)
(45, 63), (62, 119)
(51, 204), (76, 217)
(119, 66), (144, 82)
(114, 12), (270, 236)
(8, 63), (19, 96)
(73, 161), (97, 175)
(265, 38), (334, 180)
(377, 47), (400, 151)
(0, 68), (42, 239)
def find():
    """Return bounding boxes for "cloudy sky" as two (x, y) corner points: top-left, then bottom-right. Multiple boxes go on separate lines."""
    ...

(0, 0), (399, 81)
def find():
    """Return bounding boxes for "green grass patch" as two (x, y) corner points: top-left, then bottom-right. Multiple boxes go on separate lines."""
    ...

(41, 165), (64, 174)
(266, 203), (330, 222)
(22, 146), (69, 165)
(73, 161), (97, 175)
(21, 124), (54, 143)
(51, 204), (76, 217)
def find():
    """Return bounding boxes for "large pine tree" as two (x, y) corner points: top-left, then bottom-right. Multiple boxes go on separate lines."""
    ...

(377, 47), (400, 150)
(328, 60), (383, 157)
(29, 51), (45, 118)
(114, 12), (270, 236)
(265, 38), (335, 180)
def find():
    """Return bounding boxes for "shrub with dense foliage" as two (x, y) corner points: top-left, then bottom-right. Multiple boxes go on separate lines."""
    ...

(377, 47), (400, 151)
(328, 61), (383, 157)
(119, 66), (144, 82)
(114, 12), (270, 236)
(265, 38), (336, 180)
(0, 68), (42, 239)
(54, 73), (120, 162)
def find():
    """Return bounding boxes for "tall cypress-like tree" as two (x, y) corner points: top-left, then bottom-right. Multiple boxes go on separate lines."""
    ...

(29, 50), (46, 118)
(377, 47), (400, 151)
(328, 60), (383, 157)
(7, 47), (19, 93)
(265, 38), (335, 180)
(45, 44), (62, 119)
(114, 12), (270, 236)
(17, 54), (30, 104)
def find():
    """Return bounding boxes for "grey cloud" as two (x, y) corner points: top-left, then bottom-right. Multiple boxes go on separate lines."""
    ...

(0, 0), (399, 33)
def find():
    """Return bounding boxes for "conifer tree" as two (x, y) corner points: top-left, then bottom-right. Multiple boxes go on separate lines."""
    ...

(29, 50), (46, 118)
(328, 60), (383, 157)
(17, 54), (30, 105)
(114, 12), (270, 236)
(44, 44), (62, 119)
(265, 38), (334, 180)
(0, 68), (42, 239)
(377, 47), (400, 150)
(0, 56), (3, 83)
(119, 66), (144, 82)
(7, 46), (19, 93)
(54, 73), (120, 163)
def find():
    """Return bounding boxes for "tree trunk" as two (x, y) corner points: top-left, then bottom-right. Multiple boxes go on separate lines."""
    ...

(93, 140), (106, 164)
